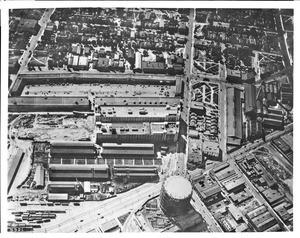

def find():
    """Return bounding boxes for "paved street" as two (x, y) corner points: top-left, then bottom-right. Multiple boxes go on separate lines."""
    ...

(10, 8), (55, 91)
(191, 193), (223, 232)
(36, 182), (162, 232)
(219, 82), (227, 159)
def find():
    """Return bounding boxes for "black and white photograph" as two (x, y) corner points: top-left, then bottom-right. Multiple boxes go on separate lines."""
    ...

(1, 1), (298, 234)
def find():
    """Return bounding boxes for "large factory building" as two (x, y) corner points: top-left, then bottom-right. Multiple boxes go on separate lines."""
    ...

(101, 143), (155, 160)
(95, 97), (181, 123)
(8, 149), (25, 193)
(48, 164), (110, 181)
(8, 97), (91, 112)
(101, 143), (161, 180)
(227, 87), (243, 145)
(95, 97), (180, 144)
(49, 141), (98, 164)
(113, 165), (159, 181)
(50, 141), (97, 158)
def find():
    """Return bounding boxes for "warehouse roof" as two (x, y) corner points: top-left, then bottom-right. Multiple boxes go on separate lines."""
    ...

(223, 177), (245, 191)
(212, 162), (229, 174)
(104, 122), (151, 135)
(251, 211), (272, 226)
(195, 183), (221, 199)
(102, 149), (154, 156)
(114, 166), (158, 172)
(49, 164), (109, 171)
(48, 193), (68, 201)
(51, 141), (94, 148)
(48, 181), (82, 186)
(202, 184), (222, 197)
(95, 96), (180, 107)
(227, 87), (242, 139)
(215, 167), (237, 181)
(102, 143), (154, 149)
(262, 188), (285, 204)
(98, 106), (179, 118)
(49, 173), (109, 179)
(8, 148), (24, 191)
(9, 97), (89, 106)
(48, 183), (80, 188)
(114, 172), (158, 177)
(51, 148), (96, 155)
(33, 164), (45, 188)
(244, 84), (256, 113)
(247, 205), (267, 220)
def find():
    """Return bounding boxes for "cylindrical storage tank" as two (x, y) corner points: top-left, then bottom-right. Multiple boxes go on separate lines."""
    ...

(160, 176), (192, 216)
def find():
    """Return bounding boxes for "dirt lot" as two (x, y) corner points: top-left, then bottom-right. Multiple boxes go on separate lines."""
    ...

(10, 114), (95, 141)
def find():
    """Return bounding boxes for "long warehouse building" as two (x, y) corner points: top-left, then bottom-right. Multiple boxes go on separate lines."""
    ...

(8, 97), (91, 112)
(113, 165), (158, 179)
(101, 143), (155, 159)
(48, 164), (110, 181)
(10, 73), (179, 96)
(50, 141), (97, 159)
(8, 149), (25, 193)
(227, 87), (243, 141)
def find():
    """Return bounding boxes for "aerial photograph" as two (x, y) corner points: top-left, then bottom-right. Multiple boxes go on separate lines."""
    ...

(7, 7), (293, 233)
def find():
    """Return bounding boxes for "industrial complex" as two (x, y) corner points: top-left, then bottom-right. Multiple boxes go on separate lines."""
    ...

(7, 7), (293, 233)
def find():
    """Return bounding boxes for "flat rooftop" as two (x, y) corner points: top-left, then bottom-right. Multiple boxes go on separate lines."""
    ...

(17, 72), (179, 82)
(99, 122), (179, 135)
(102, 149), (154, 156)
(100, 122), (151, 135)
(8, 96), (89, 106)
(98, 106), (179, 118)
(22, 84), (177, 98)
(50, 141), (94, 147)
(95, 96), (180, 106)
(102, 143), (154, 148)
